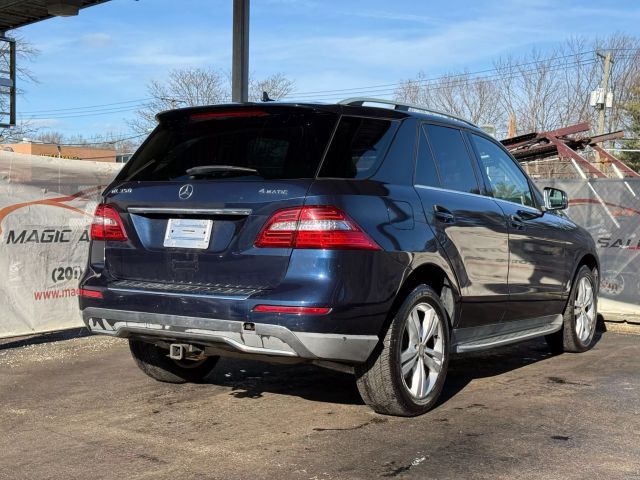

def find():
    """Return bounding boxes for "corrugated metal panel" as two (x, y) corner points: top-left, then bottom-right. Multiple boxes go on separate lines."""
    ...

(0, 0), (110, 32)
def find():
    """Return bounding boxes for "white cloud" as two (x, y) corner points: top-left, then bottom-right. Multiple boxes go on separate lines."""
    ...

(82, 32), (112, 48)
(118, 48), (214, 68)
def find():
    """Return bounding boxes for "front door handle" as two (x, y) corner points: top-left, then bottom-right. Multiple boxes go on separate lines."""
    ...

(510, 214), (525, 230)
(433, 205), (455, 224)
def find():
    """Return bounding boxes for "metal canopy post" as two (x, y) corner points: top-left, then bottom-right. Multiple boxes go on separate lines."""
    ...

(231, 0), (249, 103)
(0, 35), (15, 127)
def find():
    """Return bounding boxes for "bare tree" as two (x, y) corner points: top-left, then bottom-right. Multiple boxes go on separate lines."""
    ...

(33, 130), (65, 144)
(395, 71), (503, 128)
(395, 34), (640, 138)
(130, 68), (295, 133)
(249, 73), (295, 102)
(599, 34), (640, 133)
(129, 68), (228, 133)
(29, 130), (140, 156)
(0, 33), (41, 143)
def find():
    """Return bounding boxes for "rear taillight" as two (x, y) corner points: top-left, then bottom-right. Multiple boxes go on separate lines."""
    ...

(79, 288), (103, 299)
(90, 204), (128, 241)
(255, 206), (380, 250)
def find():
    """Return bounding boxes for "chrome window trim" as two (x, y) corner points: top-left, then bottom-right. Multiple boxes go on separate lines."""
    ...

(414, 184), (543, 213)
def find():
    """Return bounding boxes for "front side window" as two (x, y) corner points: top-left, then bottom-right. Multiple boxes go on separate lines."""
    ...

(425, 124), (479, 194)
(470, 134), (534, 207)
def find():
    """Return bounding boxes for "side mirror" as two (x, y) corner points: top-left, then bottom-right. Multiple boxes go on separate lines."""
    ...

(543, 187), (568, 211)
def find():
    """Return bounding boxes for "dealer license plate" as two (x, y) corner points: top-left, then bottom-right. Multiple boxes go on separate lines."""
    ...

(163, 218), (213, 249)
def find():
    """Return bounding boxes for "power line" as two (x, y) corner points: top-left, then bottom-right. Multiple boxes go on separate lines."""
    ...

(14, 50), (603, 115)
(20, 97), (153, 115)
(287, 50), (597, 97)
(285, 48), (638, 99)
(19, 105), (143, 120)
(23, 57), (602, 118)
(54, 132), (146, 146)
(28, 132), (146, 146)
(286, 58), (603, 101)
(297, 52), (633, 101)
(13, 48), (639, 119)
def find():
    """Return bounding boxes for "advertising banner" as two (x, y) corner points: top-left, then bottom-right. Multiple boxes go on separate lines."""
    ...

(0, 151), (637, 339)
(0, 152), (122, 338)
(542, 178), (640, 322)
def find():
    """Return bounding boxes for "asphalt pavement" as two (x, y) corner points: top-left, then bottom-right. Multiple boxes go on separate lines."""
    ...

(0, 329), (638, 480)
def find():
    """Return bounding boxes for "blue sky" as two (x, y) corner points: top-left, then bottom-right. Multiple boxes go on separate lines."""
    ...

(13, 0), (640, 138)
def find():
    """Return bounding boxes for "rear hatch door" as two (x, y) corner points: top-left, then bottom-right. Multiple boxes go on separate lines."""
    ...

(103, 105), (338, 291)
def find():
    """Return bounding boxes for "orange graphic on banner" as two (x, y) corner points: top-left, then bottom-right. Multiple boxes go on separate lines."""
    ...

(0, 186), (102, 236)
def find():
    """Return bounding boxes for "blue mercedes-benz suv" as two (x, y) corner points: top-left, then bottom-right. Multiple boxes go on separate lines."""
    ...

(79, 98), (599, 416)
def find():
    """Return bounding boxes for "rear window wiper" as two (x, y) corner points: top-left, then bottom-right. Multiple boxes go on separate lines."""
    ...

(186, 165), (259, 177)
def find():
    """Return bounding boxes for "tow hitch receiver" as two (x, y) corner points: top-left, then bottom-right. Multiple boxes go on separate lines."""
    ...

(169, 343), (187, 360)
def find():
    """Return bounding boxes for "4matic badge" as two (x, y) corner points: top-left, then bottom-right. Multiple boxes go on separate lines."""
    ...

(258, 188), (289, 195)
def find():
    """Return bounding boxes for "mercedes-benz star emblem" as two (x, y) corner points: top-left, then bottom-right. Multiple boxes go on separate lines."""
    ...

(178, 184), (193, 200)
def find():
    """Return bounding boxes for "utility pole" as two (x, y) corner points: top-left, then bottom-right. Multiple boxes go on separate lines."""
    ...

(597, 51), (612, 136)
(231, 0), (250, 103)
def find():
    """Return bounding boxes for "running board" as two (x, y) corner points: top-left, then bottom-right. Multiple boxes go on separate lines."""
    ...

(452, 315), (563, 353)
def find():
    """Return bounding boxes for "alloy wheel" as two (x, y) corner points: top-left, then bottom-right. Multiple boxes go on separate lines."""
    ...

(400, 303), (445, 400)
(574, 276), (596, 343)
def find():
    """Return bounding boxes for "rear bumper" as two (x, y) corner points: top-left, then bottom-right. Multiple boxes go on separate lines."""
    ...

(83, 307), (378, 364)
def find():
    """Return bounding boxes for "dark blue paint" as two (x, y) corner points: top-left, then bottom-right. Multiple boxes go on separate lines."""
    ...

(79, 103), (598, 342)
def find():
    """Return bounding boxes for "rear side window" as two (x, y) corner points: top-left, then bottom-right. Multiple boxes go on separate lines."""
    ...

(425, 124), (480, 194)
(119, 110), (338, 181)
(318, 116), (398, 179)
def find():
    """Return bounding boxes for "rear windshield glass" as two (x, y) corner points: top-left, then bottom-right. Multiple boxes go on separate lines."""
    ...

(119, 109), (338, 181)
(318, 116), (398, 179)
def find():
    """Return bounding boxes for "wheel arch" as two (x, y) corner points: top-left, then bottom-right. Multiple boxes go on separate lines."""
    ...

(564, 252), (600, 312)
(577, 253), (599, 275)
(384, 262), (459, 335)
(572, 252), (600, 290)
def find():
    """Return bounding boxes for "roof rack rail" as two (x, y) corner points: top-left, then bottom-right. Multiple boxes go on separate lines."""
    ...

(338, 97), (478, 128)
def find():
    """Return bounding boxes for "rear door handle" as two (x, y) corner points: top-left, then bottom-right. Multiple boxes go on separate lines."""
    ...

(433, 205), (455, 224)
(510, 214), (525, 230)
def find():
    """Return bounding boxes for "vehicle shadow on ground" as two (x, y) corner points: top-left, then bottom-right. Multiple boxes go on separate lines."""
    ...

(204, 329), (604, 408)
(0, 328), (89, 350)
(439, 328), (605, 407)
(206, 358), (365, 405)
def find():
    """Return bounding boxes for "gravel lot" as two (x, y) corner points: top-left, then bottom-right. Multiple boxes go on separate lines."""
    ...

(0, 329), (639, 480)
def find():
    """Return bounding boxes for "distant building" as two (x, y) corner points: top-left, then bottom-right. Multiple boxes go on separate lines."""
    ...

(116, 153), (133, 163)
(1, 141), (116, 163)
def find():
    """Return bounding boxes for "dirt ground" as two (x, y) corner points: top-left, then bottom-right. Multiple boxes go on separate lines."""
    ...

(0, 329), (638, 480)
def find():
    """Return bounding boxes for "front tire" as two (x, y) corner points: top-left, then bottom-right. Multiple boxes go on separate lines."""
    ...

(129, 339), (219, 383)
(356, 285), (450, 417)
(546, 265), (598, 353)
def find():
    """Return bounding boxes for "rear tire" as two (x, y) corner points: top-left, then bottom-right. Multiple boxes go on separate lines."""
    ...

(355, 285), (450, 417)
(546, 265), (598, 354)
(129, 339), (219, 383)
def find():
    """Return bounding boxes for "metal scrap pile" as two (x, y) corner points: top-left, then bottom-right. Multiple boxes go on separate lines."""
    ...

(501, 122), (638, 179)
